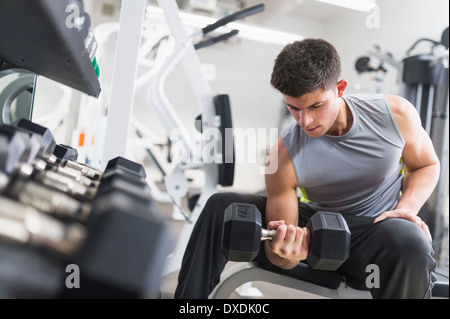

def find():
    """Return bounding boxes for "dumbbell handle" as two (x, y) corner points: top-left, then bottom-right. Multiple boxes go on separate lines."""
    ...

(0, 196), (86, 256)
(261, 228), (276, 241)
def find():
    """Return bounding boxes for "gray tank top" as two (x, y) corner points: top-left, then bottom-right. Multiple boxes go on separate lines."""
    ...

(281, 94), (405, 217)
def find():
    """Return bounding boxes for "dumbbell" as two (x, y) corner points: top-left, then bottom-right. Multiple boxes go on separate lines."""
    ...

(1, 124), (97, 187)
(2, 120), (154, 208)
(11, 121), (151, 189)
(13, 119), (102, 180)
(63, 189), (174, 298)
(1, 190), (173, 298)
(2, 170), (152, 224)
(222, 203), (351, 271)
(53, 143), (103, 181)
(53, 144), (78, 161)
(0, 195), (86, 257)
(92, 156), (153, 207)
(0, 159), (150, 224)
(3, 120), (144, 186)
(104, 156), (147, 179)
(0, 173), (91, 222)
(52, 143), (103, 181)
(0, 126), (98, 200)
(1, 132), (150, 220)
(64, 157), (168, 297)
(97, 167), (149, 197)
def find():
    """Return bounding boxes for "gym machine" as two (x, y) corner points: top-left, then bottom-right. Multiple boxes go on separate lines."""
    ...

(354, 45), (401, 94)
(145, 1), (265, 277)
(0, 0), (174, 298)
(400, 27), (449, 268)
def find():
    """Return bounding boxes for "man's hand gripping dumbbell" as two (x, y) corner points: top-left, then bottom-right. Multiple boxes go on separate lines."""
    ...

(222, 203), (351, 271)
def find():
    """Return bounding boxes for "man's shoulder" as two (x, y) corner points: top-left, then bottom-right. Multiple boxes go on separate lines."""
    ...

(384, 95), (410, 113)
(344, 93), (386, 103)
(344, 93), (395, 114)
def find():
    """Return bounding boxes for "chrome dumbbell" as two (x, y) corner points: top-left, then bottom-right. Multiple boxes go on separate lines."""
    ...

(0, 128), (96, 201)
(0, 196), (86, 256)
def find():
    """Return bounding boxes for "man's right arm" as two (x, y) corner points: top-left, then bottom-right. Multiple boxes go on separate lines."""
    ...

(264, 137), (310, 269)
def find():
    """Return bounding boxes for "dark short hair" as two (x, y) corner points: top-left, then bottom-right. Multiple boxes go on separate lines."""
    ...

(270, 38), (341, 97)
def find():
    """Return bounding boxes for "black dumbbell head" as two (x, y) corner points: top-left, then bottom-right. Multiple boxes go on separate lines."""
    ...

(4, 123), (49, 161)
(91, 189), (156, 222)
(75, 198), (174, 297)
(53, 144), (78, 161)
(105, 156), (146, 179)
(306, 211), (351, 271)
(101, 166), (146, 184)
(96, 170), (152, 202)
(222, 203), (262, 262)
(0, 125), (31, 174)
(13, 119), (56, 157)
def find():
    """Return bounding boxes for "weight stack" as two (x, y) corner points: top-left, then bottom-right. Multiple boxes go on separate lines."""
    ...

(402, 52), (449, 267)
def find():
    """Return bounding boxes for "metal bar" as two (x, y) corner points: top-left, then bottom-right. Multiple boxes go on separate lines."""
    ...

(100, 0), (148, 168)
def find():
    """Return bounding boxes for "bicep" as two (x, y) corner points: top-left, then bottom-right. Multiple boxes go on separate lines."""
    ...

(388, 95), (439, 171)
(402, 126), (438, 172)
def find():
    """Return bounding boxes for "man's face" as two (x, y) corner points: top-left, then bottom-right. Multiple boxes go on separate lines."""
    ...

(283, 80), (347, 137)
(283, 89), (340, 137)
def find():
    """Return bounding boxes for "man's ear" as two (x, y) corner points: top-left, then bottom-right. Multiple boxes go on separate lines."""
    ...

(337, 79), (348, 97)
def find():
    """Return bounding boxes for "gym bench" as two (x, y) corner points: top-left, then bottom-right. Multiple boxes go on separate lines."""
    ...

(210, 262), (449, 299)
(210, 262), (371, 299)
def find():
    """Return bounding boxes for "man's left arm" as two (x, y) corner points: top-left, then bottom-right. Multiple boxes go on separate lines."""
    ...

(374, 95), (440, 242)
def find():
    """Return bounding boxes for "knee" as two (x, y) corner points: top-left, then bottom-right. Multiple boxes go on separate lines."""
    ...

(199, 192), (267, 232)
(203, 192), (266, 216)
(203, 192), (240, 215)
(379, 218), (433, 264)
(200, 192), (246, 225)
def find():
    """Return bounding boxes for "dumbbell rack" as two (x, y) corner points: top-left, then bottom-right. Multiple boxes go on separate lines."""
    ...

(0, 0), (175, 298)
(0, 120), (174, 298)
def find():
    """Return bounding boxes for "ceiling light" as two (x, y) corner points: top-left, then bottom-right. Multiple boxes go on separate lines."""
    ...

(146, 5), (302, 45)
(315, 0), (377, 12)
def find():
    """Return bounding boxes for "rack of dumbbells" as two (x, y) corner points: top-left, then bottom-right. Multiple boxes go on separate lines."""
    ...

(0, 119), (174, 298)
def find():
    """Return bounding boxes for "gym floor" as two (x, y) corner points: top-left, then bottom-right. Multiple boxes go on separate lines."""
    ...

(156, 200), (329, 299)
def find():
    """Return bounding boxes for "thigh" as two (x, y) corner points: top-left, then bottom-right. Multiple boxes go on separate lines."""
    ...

(203, 192), (267, 217)
(338, 216), (433, 289)
(197, 192), (267, 235)
(297, 201), (317, 227)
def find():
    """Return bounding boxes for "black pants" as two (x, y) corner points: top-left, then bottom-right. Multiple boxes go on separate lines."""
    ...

(174, 192), (437, 299)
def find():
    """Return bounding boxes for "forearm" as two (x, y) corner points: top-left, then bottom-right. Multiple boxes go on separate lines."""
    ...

(396, 162), (440, 215)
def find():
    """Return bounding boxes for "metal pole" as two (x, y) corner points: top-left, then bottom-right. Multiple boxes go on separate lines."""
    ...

(100, 0), (148, 168)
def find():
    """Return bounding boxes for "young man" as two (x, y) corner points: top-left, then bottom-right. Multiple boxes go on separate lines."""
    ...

(175, 38), (440, 299)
